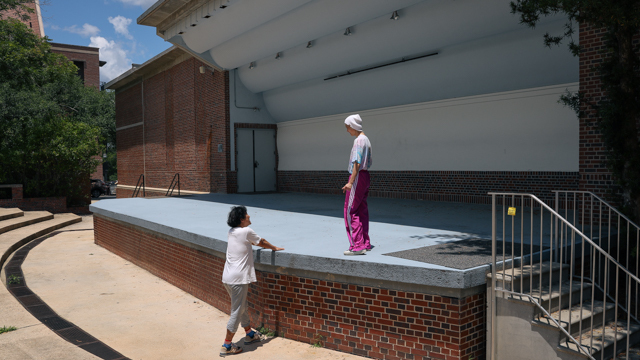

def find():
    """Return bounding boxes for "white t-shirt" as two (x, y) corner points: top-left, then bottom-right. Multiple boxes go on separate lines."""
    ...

(348, 134), (372, 174)
(222, 227), (262, 284)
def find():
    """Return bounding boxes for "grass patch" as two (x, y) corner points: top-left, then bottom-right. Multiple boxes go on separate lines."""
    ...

(7, 275), (21, 285)
(0, 326), (17, 334)
(258, 326), (276, 337)
(312, 333), (325, 348)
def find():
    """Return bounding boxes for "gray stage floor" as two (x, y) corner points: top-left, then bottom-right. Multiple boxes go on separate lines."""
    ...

(93, 192), (500, 271)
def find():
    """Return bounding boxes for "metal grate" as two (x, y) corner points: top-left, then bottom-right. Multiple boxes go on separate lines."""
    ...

(27, 304), (57, 319)
(9, 286), (34, 297)
(16, 294), (44, 307)
(80, 342), (127, 360)
(57, 327), (98, 345)
(41, 316), (74, 331)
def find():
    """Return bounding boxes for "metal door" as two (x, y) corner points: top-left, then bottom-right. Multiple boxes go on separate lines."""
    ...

(253, 129), (276, 192)
(236, 128), (276, 193)
(236, 129), (254, 193)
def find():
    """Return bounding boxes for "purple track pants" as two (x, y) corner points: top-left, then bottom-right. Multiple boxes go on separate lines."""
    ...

(344, 170), (371, 252)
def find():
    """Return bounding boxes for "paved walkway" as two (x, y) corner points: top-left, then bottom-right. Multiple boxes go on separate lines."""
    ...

(0, 216), (362, 360)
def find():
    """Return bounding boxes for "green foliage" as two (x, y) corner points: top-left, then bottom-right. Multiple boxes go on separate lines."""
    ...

(7, 274), (21, 284)
(312, 333), (325, 348)
(0, 326), (17, 334)
(0, 18), (114, 204)
(258, 326), (276, 337)
(511, 0), (640, 222)
(0, 0), (34, 22)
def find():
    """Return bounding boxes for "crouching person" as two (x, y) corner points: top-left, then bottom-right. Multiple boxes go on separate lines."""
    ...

(220, 205), (284, 357)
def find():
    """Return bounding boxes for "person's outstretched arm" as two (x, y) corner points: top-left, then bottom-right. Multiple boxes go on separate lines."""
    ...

(257, 239), (284, 251)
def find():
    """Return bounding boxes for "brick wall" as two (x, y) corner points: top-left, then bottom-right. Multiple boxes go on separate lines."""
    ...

(115, 58), (232, 195)
(94, 215), (486, 360)
(578, 23), (616, 201)
(279, 171), (579, 204)
(0, 197), (66, 213)
(1, 2), (43, 37)
(49, 44), (101, 89)
(578, 24), (640, 204)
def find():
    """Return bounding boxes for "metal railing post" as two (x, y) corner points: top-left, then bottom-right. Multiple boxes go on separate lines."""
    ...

(491, 193), (497, 360)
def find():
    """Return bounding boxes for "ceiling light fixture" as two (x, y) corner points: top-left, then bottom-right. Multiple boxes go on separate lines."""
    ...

(204, 15), (211, 18)
(391, 10), (399, 20)
(191, 23), (197, 27)
(275, 52), (281, 60)
(178, 30), (184, 34)
(344, 27), (351, 36)
(306, 41), (313, 48)
(249, 62), (255, 69)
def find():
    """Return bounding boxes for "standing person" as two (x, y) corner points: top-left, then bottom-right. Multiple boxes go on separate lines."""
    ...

(342, 114), (372, 256)
(220, 205), (284, 356)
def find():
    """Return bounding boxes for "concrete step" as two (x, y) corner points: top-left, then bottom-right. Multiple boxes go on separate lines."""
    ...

(0, 211), (53, 236)
(535, 300), (617, 342)
(509, 280), (591, 315)
(491, 262), (570, 293)
(561, 320), (640, 360)
(0, 214), (82, 269)
(0, 208), (24, 221)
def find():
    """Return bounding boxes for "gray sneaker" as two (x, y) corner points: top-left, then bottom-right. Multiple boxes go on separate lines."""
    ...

(220, 343), (242, 357)
(244, 331), (264, 345)
(343, 249), (366, 255)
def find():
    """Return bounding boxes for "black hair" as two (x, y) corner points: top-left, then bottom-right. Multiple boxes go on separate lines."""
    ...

(227, 205), (248, 228)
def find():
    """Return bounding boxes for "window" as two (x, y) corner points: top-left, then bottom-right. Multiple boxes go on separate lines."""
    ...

(73, 60), (85, 83)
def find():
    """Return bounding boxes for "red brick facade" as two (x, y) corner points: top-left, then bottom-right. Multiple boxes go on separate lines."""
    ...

(578, 24), (640, 202)
(578, 24), (615, 200)
(1, 1), (43, 37)
(94, 215), (486, 360)
(279, 171), (579, 204)
(115, 57), (232, 196)
(49, 43), (101, 89)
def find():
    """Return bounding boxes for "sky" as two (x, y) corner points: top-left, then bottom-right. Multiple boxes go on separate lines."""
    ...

(40, 0), (172, 83)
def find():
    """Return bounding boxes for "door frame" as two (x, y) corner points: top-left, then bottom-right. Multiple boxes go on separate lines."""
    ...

(233, 123), (278, 193)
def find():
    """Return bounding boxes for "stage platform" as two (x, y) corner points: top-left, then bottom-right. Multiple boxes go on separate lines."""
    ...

(90, 192), (496, 360)
(90, 193), (500, 293)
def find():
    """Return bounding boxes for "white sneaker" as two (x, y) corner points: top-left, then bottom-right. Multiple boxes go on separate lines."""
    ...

(343, 249), (366, 255)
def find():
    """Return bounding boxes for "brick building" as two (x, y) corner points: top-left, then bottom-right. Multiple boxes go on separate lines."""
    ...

(107, 47), (235, 196)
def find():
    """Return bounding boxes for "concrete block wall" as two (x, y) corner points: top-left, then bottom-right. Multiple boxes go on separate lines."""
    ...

(94, 215), (486, 360)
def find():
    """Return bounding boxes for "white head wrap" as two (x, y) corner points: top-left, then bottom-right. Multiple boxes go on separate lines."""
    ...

(344, 114), (362, 131)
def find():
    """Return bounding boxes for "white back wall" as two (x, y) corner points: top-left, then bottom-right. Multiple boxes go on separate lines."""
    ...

(229, 69), (276, 171)
(277, 84), (579, 172)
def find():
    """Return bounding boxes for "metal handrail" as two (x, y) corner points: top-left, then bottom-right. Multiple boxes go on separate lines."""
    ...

(132, 174), (145, 198)
(490, 192), (640, 284)
(166, 173), (180, 197)
(489, 192), (640, 360)
(553, 191), (640, 233)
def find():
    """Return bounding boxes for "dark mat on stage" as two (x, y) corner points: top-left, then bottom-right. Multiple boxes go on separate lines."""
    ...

(383, 239), (546, 270)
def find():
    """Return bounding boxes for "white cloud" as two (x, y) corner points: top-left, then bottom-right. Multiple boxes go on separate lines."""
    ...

(64, 23), (101, 37)
(117, 0), (157, 9)
(90, 36), (132, 82)
(108, 15), (133, 40)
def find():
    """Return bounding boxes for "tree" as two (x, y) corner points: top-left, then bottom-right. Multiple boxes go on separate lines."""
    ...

(0, 16), (113, 205)
(510, 0), (640, 222)
(0, 0), (33, 22)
